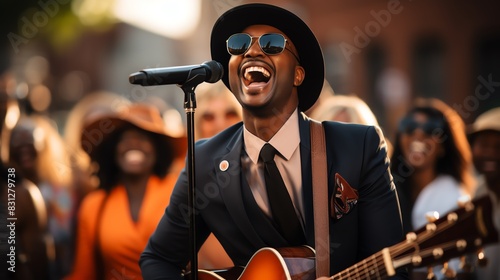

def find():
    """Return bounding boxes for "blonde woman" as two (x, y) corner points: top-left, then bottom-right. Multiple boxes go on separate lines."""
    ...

(192, 81), (242, 269)
(310, 94), (392, 157)
(310, 94), (379, 126)
(194, 81), (242, 140)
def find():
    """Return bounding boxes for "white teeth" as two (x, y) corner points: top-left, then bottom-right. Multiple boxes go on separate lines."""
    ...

(244, 66), (270, 78)
(124, 150), (145, 164)
(410, 141), (427, 153)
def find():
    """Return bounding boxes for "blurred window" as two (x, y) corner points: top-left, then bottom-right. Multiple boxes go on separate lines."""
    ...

(366, 43), (387, 128)
(473, 35), (500, 119)
(324, 41), (349, 94)
(412, 36), (446, 99)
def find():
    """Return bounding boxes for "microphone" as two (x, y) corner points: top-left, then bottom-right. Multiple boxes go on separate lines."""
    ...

(129, 60), (224, 86)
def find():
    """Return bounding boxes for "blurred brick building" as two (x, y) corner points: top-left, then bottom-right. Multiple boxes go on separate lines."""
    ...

(3, 0), (500, 137)
(259, 0), (500, 136)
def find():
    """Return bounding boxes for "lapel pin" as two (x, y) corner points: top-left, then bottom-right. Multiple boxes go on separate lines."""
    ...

(219, 160), (229, 171)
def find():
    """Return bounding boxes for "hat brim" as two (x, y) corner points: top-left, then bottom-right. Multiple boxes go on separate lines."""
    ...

(80, 114), (186, 159)
(210, 4), (324, 111)
(467, 107), (500, 136)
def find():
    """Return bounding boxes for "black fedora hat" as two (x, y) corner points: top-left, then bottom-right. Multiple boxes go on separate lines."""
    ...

(210, 3), (324, 112)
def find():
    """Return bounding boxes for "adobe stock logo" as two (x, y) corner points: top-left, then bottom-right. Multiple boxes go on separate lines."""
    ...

(7, 0), (71, 54)
(340, 0), (404, 63)
(452, 74), (500, 119)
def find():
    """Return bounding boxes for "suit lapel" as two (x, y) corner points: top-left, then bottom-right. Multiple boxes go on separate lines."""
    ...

(239, 172), (291, 246)
(214, 128), (264, 248)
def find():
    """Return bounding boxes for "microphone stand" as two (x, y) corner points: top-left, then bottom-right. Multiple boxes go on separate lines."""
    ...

(180, 78), (203, 280)
(129, 62), (222, 280)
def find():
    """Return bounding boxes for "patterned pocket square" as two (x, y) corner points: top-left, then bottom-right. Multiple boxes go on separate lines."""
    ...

(331, 173), (359, 219)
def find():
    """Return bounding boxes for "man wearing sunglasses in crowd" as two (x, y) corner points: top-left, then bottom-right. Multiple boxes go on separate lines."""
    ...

(140, 3), (407, 279)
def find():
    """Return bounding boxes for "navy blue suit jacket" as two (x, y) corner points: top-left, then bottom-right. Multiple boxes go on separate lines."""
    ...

(140, 113), (405, 279)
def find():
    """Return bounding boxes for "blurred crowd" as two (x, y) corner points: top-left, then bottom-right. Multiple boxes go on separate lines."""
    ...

(1, 66), (499, 280)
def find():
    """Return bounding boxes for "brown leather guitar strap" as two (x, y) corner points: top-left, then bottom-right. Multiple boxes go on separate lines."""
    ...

(309, 120), (330, 277)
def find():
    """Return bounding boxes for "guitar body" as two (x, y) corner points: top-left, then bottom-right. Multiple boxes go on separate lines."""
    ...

(193, 246), (316, 280)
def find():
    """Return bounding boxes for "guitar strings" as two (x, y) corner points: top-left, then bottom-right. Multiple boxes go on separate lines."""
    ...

(331, 252), (388, 280)
(330, 210), (472, 280)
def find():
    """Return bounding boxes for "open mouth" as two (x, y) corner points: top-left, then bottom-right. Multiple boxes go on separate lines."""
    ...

(407, 140), (430, 164)
(123, 149), (146, 165)
(243, 66), (271, 86)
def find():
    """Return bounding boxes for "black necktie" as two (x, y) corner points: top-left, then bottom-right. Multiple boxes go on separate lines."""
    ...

(260, 143), (305, 245)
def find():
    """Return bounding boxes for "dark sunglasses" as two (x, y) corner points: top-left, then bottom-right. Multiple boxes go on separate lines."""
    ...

(226, 33), (300, 61)
(398, 117), (445, 135)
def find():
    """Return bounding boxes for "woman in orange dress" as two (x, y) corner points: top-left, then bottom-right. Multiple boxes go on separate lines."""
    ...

(65, 103), (186, 280)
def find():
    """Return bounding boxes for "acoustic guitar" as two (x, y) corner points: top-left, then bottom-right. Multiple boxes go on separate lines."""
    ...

(187, 195), (499, 280)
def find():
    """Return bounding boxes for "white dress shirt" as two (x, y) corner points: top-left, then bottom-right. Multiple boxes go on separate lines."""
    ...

(242, 109), (305, 229)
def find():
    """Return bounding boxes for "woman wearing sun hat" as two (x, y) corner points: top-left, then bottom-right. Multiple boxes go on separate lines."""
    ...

(141, 3), (405, 279)
(66, 103), (186, 280)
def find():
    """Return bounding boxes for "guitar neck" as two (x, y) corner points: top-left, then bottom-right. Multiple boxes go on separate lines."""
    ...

(331, 195), (499, 280)
(330, 249), (392, 280)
